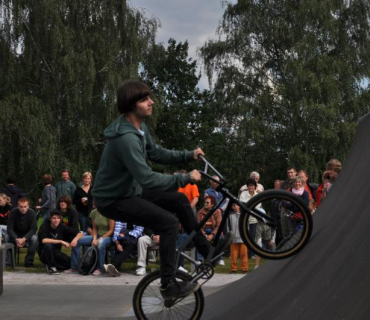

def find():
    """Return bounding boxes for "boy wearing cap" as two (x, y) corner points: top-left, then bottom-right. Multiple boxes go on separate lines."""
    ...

(38, 210), (83, 275)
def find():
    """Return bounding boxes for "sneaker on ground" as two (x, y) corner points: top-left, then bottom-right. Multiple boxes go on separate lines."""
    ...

(64, 268), (78, 274)
(148, 258), (156, 263)
(92, 269), (102, 276)
(104, 264), (120, 277)
(218, 259), (225, 266)
(47, 266), (60, 275)
(178, 266), (188, 273)
(160, 279), (200, 300)
(254, 265), (259, 269)
(136, 266), (146, 276)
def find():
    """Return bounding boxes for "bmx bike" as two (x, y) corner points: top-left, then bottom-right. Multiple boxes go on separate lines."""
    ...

(133, 156), (313, 320)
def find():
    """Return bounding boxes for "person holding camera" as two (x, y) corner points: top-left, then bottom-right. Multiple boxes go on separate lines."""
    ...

(315, 159), (342, 207)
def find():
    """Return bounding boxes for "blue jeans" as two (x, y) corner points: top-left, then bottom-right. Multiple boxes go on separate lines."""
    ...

(79, 214), (88, 232)
(71, 235), (113, 271)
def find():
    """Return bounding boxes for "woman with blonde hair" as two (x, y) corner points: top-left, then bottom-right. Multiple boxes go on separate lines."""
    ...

(0, 193), (12, 242)
(73, 172), (93, 232)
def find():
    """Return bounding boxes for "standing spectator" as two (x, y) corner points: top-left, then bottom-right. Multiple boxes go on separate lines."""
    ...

(104, 221), (144, 277)
(55, 169), (76, 199)
(1, 176), (25, 208)
(0, 193), (12, 243)
(228, 203), (248, 273)
(73, 172), (93, 232)
(178, 169), (200, 214)
(66, 206), (114, 275)
(281, 176), (309, 238)
(281, 166), (297, 190)
(239, 178), (261, 259)
(135, 228), (160, 276)
(7, 198), (38, 267)
(38, 210), (84, 275)
(239, 171), (264, 195)
(56, 195), (79, 239)
(204, 176), (229, 212)
(254, 207), (276, 269)
(36, 174), (57, 222)
(315, 159), (342, 207)
(298, 170), (317, 201)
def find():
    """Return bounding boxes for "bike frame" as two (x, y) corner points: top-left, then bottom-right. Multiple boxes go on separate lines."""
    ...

(176, 155), (277, 272)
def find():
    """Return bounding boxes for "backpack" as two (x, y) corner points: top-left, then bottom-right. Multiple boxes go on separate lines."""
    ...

(78, 246), (98, 275)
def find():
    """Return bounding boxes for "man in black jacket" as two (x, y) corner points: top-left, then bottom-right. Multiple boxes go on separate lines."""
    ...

(38, 210), (83, 275)
(7, 198), (38, 267)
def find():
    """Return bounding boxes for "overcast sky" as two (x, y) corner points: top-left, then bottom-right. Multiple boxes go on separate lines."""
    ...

(129, 0), (236, 89)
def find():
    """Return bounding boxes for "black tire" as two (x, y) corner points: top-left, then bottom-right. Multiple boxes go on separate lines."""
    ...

(239, 190), (313, 259)
(133, 270), (204, 320)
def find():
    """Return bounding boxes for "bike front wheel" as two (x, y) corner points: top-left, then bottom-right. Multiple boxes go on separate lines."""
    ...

(239, 189), (313, 259)
(133, 270), (204, 320)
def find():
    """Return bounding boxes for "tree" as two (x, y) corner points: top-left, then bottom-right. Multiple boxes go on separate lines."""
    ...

(0, 0), (158, 199)
(200, 0), (370, 185)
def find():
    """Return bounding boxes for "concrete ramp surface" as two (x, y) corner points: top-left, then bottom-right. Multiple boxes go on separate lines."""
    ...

(203, 113), (370, 320)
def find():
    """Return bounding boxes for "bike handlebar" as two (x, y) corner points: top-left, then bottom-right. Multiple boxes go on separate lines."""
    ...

(197, 155), (226, 186)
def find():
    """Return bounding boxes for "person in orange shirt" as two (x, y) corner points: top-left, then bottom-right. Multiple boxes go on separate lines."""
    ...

(178, 169), (199, 214)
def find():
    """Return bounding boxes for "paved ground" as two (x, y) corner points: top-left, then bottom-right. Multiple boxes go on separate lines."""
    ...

(0, 270), (246, 319)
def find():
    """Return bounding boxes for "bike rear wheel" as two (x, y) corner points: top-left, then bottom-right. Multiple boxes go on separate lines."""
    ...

(239, 190), (313, 259)
(133, 270), (204, 320)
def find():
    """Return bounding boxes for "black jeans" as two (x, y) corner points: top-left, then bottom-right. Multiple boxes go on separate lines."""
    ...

(98, 190), (210, 285)
(38, 243), (71, 270)
(111, 242), (137, 271)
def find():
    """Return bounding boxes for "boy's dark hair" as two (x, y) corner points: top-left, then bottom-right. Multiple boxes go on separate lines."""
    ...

(246, 178), (257, 187)
(117, 81), (152, 114)
(43, 174), (53, 185)
(57, 195), (73, 209)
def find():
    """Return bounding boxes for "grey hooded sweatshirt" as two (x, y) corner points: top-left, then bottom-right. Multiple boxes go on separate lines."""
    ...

(93, 115), (194, 208)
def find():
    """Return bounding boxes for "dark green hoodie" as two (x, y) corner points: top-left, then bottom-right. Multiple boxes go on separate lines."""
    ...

(93, 115), (194, 208)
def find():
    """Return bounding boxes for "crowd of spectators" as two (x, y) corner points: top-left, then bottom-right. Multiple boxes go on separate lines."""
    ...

(0, 158), (341, 275)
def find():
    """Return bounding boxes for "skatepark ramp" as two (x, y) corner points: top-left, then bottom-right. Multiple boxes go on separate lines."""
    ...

(203, 112), (370, 320)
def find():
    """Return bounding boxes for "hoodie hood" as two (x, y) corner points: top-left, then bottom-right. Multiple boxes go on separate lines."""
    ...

(103, 115), (141, 139)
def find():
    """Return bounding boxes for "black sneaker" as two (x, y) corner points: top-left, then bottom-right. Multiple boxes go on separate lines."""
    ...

(160, 279), (200, 300)
(46, 265), (60, 275)
(212, 231), (234, 265)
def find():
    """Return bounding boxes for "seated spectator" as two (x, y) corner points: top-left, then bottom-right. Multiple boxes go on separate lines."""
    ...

(197, 196), (223, 264)
(38, 210), (84, 275)
(104, 221), (144, 277)
(254, 207), (276, 269)
(298, 170), (318, 201)
(228, 203), (248, 273)
(178, 169), (200, 215)
(0, 193), (12, 243)
(135, 228), (160, 276)
(239, 171), (264, 195)
(35, 174), (57, 222)
(73, 172), (93, 232)
(57, 195), (79, 240)
(239, 178), (261, 259)
(1, 176), (25, 208)
(7, 198), (38, 267)
(66, 206), (114, 275)
(315, 159), (342, 207)
(176, 225), (195, 272)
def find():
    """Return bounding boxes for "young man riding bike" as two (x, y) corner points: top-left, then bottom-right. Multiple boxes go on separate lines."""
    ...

(93, 81), (231, 299)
